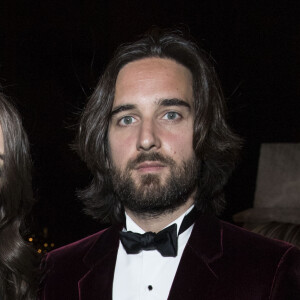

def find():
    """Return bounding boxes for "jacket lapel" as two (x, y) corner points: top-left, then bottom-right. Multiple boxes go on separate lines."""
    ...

(78, 224), (121, 300)
(168, 215), (223, 300)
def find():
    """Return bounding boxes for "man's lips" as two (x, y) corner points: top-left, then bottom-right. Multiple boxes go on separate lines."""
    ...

(134, 161), (165, 172)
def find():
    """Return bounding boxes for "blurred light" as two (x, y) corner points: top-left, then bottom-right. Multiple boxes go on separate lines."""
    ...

(37, 249), (42, 253)
(50, 243), (55, 247)
(43, 227), (48, 238)
(44, 243), (48, 248)
(28, 237), (33, 242)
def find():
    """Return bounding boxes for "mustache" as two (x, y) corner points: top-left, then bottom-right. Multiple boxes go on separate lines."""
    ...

(127, 152), (175, 170)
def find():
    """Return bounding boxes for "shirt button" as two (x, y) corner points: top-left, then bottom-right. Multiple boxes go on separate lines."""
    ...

(148, 285), (153, 291)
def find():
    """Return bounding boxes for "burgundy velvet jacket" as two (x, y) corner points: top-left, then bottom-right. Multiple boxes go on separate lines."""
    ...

(39, 215), (300, 299)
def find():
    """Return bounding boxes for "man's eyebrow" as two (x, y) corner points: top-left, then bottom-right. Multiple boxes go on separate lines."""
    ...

(110, 104), (136, 117)
(158, 98), (191, 109)
(110, 98), (191, 117)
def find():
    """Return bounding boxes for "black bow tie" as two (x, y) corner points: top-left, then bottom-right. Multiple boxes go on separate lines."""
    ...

(119, 207), (197, 257)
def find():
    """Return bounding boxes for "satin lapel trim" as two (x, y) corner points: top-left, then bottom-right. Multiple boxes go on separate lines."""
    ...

(78, 224), (121, 300)
(168, 215), (223, 300)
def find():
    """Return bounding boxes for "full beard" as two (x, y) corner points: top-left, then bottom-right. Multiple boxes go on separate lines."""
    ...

(109, 152), (199, 217)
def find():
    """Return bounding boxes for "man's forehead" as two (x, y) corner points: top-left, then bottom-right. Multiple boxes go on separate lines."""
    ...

(116, 57), (192, 81)
(112, 57), (194, 109)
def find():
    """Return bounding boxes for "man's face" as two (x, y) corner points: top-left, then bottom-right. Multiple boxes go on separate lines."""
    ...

(108, 57), (198, 215)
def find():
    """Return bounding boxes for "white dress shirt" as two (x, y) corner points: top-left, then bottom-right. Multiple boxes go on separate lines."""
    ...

(113, 206), (194, 300)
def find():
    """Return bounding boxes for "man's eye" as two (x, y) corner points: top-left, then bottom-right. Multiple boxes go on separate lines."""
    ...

(163, 112), (181, 120)
(119, 116), (136, 126)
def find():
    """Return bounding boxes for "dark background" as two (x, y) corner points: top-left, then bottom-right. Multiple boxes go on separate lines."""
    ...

(0, 0), (299, 248)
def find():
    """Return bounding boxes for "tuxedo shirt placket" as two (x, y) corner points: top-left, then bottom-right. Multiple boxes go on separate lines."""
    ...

(112, 207), (194, 300)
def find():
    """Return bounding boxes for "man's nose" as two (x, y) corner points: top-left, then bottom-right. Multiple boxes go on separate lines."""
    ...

(136, 119), (161, 151)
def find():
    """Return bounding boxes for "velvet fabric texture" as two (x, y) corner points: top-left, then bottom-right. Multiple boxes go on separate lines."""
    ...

(39, 215), (300, 299)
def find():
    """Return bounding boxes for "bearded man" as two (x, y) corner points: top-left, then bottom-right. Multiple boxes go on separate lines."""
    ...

(40, 29), (300, 299)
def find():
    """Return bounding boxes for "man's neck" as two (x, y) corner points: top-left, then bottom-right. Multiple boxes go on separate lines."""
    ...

(125, 197), (195, 233)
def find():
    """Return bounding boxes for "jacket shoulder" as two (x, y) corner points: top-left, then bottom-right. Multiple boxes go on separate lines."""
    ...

(39, 228), (109, 300)
(220, 220), (295, 254)
(219, 220), (300, 299)
(47, 229), (107, 263)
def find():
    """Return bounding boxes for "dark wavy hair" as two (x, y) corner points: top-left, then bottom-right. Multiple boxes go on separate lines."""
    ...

(0, 93), (39, 299)
(76, 29), (241, 224)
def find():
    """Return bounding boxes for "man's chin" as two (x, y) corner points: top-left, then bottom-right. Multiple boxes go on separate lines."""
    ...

(133, 173), (167, 187)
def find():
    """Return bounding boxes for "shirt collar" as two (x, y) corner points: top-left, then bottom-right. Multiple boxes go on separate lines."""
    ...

(125, 204), (195, 236)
